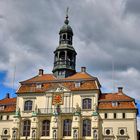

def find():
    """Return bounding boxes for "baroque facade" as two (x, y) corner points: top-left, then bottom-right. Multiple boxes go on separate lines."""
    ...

(0, 14), (138, 140)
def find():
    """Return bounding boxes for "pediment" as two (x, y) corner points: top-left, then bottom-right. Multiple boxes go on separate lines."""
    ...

(46, 83), (70, 93)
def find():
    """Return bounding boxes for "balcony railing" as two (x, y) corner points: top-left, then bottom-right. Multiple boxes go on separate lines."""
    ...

(38, 107), (75, 115)
(61, 107), (75, 114)
(38, 108), (53, 114)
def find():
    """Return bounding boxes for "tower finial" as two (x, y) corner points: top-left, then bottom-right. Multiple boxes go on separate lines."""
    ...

(66, 7), (69, 18)
(64, 7), (69, 25)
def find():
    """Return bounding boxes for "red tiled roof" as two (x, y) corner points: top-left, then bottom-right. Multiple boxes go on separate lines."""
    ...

(17, 72), (100, 93)
(98, 93), (136, 110)
(21, 72), (96, 84)
(99, 93), (133, 101)
(0, 97), (16, 113)
(98, 101), (136, 110)
(17, 80), (98, 93)
(65, 72), (95, 80)
(0, 105), (16, 113)
(21, 74), (56, 83)
(0, 97), (16, 105)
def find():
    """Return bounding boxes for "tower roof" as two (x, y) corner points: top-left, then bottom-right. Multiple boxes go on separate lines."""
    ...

(53, 9), (76, 78)
(59, 10), (73, 35)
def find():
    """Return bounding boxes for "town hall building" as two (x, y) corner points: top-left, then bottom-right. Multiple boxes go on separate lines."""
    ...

(0, 13), (138, 140)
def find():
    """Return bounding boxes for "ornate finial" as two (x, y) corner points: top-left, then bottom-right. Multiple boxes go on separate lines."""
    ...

(64, 7), (69, 25)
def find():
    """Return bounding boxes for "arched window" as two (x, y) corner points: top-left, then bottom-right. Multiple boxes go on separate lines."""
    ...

(82, 98), (91, 109)
(59, 51), (65, 60)
(23, 120), (31, 136)
(63, 119), (72, 136)
(42, 120), (50, 136)
(24, 100), (32, 111)
(63, 34), (66, 40)
(83, 119), (91, 136)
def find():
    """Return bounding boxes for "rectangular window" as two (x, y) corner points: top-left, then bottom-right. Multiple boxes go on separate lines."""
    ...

(75, 82), (81, 88)
(105, 113), (108, 119)
(122, 113), (125, 119)
(23, 120), (31, 136)
(0, 106), (4, 111)
(114, 113), (116, 119)
(0, 115), (3, 120)
(63, 119), (72, 136)
(112, 101), (118, 107)
(83, 119), (91, 136)
(7, 115), (9, 120)
(82, 98), (91, 109)
(36, 83), (42, 88)
(24, 100), (33, 111)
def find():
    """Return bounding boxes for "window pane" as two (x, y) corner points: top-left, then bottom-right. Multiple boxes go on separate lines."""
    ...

(24, 100), (32, 111)
(82, 98), (91, 109)
(23, 120), (31, 136)
(83, 119), (91, 136)
(42, 120), (50, 136)
(63, 119), (72, 136)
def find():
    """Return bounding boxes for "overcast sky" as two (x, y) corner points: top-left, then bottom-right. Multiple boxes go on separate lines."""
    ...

(0, 0), (140, 130)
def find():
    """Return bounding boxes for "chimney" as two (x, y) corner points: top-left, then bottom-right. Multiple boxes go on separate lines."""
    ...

(5, 93), (10, 98)
(39, 69), (44, 76)
(118, 87), (123, 93)
(81, 67), (86, 73)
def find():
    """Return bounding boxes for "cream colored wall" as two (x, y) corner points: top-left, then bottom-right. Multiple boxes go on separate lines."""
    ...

(99, 111), (136, 119)
(72, 91), (98, 108)
(100, 119), (137, 139)
(99, 110), (137, 140)
(14, 90), (137, 140)
(0, 114), (15, 139)
(17, 90), (99, 113)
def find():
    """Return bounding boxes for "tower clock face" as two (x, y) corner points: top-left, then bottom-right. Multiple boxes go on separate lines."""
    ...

(52, 93), (64, 105)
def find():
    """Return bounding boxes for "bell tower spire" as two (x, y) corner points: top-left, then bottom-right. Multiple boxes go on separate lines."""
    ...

(64, 7), (69, 25)
(52, 9), (77, 78)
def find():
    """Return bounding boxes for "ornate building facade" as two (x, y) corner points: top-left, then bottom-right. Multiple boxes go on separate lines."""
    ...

(0, 14), (138, 140)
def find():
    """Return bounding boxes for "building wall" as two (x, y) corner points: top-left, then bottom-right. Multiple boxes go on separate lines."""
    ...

(99, 110), (137, 140)
(0, 89), (137, 140)
(0, 114), (15, 140)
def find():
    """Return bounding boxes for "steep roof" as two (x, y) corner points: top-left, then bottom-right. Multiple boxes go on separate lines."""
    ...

(0, 97), (16, 113)
(99, 93), (133, 101)
(98, 92), (136, 110)
(17, 72), (101, 93)
(98, 101), (136, 110)
(20, 72), (96, 84)
(21, 74), (56, 83)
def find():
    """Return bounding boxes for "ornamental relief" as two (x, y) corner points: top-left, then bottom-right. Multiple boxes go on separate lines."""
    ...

(52, 93), (64, 105)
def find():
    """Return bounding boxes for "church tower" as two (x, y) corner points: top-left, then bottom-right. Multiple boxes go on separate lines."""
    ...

(52, 11), (77, 78)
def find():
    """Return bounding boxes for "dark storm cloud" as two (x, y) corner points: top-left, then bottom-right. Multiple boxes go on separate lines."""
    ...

(125, 0), (140, 15)
(0, 0), (140, 101)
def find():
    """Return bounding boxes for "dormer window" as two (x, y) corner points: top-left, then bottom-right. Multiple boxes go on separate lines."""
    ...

(36, 83), (42, 89)
(112, 101), (118, 107)
(0, 106), (4, 111)
(0, 115), (3, 120)
(75, 82), (81, 88)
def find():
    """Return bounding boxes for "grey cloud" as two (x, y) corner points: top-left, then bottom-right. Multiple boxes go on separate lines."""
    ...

(125, 0), (140, 15)
(0, 0), (140, 104)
